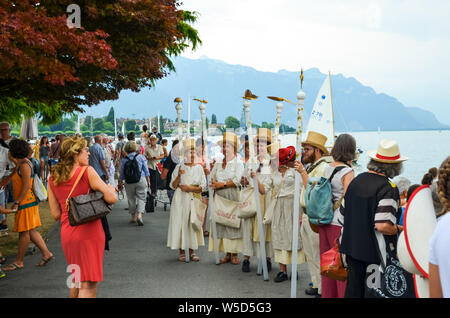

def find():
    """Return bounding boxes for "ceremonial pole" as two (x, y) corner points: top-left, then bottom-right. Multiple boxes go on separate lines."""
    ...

(197, 99), (220, 265)
(291, 70), (305, 298)
(114, 108), (117, 141)
(174, 97), (189, 263)
(243, 90), (269, 281)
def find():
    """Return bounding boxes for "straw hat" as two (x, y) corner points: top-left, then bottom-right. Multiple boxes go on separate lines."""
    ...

(368, 139), (408, 163)
(301, 131), (329, 156)
(182, 138), (195, 151)
(148, 134), (158, 140)
(217, 132), (239, 153)
(254, 128), (272, 144)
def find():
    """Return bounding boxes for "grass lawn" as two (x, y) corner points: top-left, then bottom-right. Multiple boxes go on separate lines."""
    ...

(0, 201), (57, 257)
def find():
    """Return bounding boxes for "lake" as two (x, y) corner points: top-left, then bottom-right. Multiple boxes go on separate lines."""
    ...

(156, 129), (450, 185)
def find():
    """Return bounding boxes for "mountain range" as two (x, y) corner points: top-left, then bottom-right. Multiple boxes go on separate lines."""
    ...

(88, 56), (449, 132)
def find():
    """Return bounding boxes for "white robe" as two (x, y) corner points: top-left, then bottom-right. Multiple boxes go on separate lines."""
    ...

(167, 163), (207, 250)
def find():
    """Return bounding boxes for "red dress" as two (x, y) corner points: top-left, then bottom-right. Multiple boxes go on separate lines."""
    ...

(49, 167), (105, 282)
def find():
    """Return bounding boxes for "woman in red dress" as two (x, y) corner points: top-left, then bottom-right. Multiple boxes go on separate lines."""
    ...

(47, 136), (117, 298)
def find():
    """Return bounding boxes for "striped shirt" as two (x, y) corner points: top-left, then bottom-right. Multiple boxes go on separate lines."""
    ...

(339, 172), (401, 264)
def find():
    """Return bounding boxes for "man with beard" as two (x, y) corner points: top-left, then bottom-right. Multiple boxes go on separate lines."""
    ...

(295, 131), (330, 298)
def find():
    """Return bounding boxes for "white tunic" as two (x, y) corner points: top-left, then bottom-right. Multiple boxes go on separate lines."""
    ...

(167, 163), (207, 250)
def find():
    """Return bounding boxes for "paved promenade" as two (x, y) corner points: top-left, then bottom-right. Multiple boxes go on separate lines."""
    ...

(0, 195), (313, 298)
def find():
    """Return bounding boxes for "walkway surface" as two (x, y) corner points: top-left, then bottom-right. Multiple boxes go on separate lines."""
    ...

(0, 194), (313, 298)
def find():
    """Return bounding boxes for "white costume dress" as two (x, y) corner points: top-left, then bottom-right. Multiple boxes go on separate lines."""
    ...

(167, 163), (206, 250)
(241, 155), (273, 258)
(208, 156), (244, 254)
(269, 168), (306, 265)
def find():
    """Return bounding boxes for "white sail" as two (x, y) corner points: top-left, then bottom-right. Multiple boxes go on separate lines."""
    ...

(304, 74), (335, 148)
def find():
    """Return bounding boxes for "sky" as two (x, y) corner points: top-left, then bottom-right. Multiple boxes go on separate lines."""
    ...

(179, 0), (450, 125)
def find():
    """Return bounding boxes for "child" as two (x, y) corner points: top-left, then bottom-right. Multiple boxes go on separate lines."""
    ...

(161, 139), (168, 163)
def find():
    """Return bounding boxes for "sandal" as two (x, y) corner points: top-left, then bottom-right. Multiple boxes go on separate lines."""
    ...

(36, 255), (54, 267)
(220, 254), (231, 264)
(178, 254), (186, 262)
(3, 263), (23, 272)
(231, 255), (240, 265)
(190, 253), (200, 262)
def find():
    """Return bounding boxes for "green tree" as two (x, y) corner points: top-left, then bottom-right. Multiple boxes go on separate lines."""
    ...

(61, 118), (75, 131)
(103, 122), (114, 131)
(124, 120), (138, 132)
(93, 118), (105, 131)
(225, 116), (240, 129)
(105, 107), (115, 126)
(84, 116), (94, 129)
(211, 114), (217, 124)
(261, 122), (274, 129)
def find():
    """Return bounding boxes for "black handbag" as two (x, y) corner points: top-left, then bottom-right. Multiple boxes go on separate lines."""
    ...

(145, 191), (154, 213)
(66, 166), (112, 226)
(366, 230), (416, 298)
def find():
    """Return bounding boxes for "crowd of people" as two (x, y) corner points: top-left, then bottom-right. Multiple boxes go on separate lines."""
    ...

(0, 119), (449, 299)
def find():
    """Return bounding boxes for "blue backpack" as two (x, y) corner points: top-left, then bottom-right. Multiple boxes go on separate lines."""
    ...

(304, 166), (346, 225)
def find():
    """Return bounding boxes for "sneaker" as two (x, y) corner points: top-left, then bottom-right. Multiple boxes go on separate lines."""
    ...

(305, 287), (319, 296)
(137, 218), (144, 226)
(242, 259), (250, 273)
(0, 224), (8, 232)
(266, 260), (272, 272)
(0, 269), (5, 279)
(274, 271), (288, 283)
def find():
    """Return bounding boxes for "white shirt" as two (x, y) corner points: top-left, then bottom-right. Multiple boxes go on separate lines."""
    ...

(242, 155), (272, 191)
(270, 168), (297, 198)
(169, 163), (206, 191)
(429, 212), (450, 298)
(211, 156), (244, 187)
(0, 146), (14, 180)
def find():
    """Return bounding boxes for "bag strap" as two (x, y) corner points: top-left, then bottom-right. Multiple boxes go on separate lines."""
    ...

(306, 158), (327, 174)
(329, 165), (350, 210)
(65, 166), (88, 210)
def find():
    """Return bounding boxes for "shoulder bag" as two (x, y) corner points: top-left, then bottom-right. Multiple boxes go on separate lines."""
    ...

(66, 166), (112, 226)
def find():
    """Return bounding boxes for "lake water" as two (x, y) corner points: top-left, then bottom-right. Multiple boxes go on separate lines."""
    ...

(157, 130), (450, 184)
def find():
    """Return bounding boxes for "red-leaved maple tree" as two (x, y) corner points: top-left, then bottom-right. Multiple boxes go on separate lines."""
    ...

(0, 0), (201, 124)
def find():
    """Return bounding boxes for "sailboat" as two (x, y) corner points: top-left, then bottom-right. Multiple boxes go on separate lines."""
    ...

(304, 72), (362, 162)
(304, 72), (335, 150)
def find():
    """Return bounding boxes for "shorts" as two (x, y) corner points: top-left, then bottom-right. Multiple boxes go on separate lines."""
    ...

(40, 156), (48, 163)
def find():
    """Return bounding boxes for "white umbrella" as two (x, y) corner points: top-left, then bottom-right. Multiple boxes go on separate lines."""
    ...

(20, 116), (38, 141)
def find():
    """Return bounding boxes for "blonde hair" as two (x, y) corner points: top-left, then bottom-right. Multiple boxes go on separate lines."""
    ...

(51, 136), (87, 186)
(437, 156), (450, 217)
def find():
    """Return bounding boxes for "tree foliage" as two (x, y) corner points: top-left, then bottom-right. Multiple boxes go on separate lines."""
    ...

(211, 114), (217, 124)
(0, 0), (201, 124)
(225, 116), (240, 129)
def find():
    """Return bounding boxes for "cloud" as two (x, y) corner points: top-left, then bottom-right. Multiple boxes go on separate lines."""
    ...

(180, 0), (450, 124)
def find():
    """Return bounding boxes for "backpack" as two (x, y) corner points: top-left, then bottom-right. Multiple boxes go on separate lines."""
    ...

(123, 155), (141, 184)
(19, 160), (47, 202)
(304, 166), (346, 225)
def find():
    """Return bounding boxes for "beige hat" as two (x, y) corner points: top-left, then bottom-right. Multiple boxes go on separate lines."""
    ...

(254, 128), (272, 145)
(182, 138), (195, 150)
(301, 131), (329, 156)
(368, 139), (408, 163)
(217, 132), (239, 153)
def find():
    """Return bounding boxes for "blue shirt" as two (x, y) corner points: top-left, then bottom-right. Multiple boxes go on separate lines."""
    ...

(89, 143), (106, 177)
(119, 152), (150, 182)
